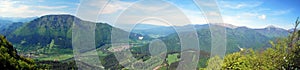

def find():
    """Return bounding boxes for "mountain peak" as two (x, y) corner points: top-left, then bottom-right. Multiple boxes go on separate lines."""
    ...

(41, 14), (75, 17)
(210, 23), (238, 29)
(265, 25), (277, 28)
(223, 23), (238, 28)
(29, 14), (80, 26)
(263, 25), (287, 31)
(38, 14), (77, 20)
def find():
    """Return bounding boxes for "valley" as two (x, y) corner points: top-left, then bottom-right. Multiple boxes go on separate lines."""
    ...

(0, 15), (292, 69)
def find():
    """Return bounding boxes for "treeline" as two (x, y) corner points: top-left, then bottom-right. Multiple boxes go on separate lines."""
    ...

(202, 18), (300, 70)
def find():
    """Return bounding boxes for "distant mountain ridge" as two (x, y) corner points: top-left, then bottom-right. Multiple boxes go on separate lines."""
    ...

(0, 16), (37, 22)
(0, 14), (290, 54)
(254, 25), (289, 38)
(131, 23), (289, 38)
(160, 25), (285, 53)
(0, 19), (14, 31)
(0, 22), (24, 36)
(130, 23), (289, 53)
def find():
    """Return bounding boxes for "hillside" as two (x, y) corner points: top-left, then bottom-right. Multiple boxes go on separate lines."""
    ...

(130, 23), (289, 53)
(5, 15), (140, 51)
(254, 25), (289, 38)
(0, 35), (36, 69)
(160, 25), (287, 53)
(0, 22), (24, 36)
(0, 19), (13, 31)
(131, 24), (289, 39)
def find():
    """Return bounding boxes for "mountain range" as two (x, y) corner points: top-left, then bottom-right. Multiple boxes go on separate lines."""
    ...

(0, 17), (37, 22)
(0, 17), (36, 33)
(131, 22), (289, 53)
(132, 24), (288, 38)
(0, 14), (291, 69)
(0, 19), (14, 31)
(0, 14), (290, 53)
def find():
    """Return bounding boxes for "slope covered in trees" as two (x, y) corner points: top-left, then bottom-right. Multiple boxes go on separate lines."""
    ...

(202, 18), (300, 70)
(3, 15), (149, 53)
(160, 26), (276, 54)
(0, 35), (36, 69)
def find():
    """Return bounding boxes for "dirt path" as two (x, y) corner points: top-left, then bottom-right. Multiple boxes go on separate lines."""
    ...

(153, 64), (167, 70)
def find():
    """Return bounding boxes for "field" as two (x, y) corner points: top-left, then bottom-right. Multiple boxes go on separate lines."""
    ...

(166, 53), (179, 65)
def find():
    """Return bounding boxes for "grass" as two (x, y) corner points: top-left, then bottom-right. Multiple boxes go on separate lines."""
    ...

(33, 47), (74, 61)
(158, 66), (167, 70)
(37, 54), (73, 61)
(81, 48), (108, 57)
(166, 53), (179, 65)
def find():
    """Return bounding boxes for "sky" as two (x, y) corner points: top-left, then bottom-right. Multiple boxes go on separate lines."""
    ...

(0, 0), (299, 29)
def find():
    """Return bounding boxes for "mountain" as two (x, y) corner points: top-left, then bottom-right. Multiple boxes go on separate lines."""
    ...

(8, 15), (77, 50)
(254, 25), (289, 38)
(5, 15), (145, 52)
(0, 15), (154, 69)
(131, 24), (173, 38)
(130, 24), (289, 53)
(132, 24), (167, 30)
(0, 17), (35, 33)
(131, 23), (289, 39)
(0, 19), (13, 31)
(159, 24), (289, 53)
(0, 22), (24, 36)
(0, 17), (37, 22)
(131, 24), (209, 38)
(0, 19), (26, 36)
(0, 14), (292, 69)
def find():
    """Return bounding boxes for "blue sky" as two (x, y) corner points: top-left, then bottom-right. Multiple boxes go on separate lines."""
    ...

(0, 0), (299, 29)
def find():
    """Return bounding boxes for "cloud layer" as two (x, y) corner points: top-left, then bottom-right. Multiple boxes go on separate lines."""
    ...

(0, 0), (297, 29)
(0, 0), (74, 17)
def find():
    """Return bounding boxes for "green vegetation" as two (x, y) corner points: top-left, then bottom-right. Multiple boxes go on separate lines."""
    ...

(166, 53), (179, 65)
(37, 54), (73, 61)
(0, 35), (37, 69)
(0, 14), (296, 70)
(161, 25), (282, 55)
(201, 17), (300, 70)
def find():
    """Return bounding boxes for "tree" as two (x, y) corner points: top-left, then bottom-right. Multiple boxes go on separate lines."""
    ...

(205, 17), (300, 70)
(0, 35), (37, 69)
(221, 50), (252, 70)
(204, 56), (222, 70)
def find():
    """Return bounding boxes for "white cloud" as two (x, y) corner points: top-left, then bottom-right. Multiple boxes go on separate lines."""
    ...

(35, 6), (68, 10)
(258, 14), (266, 20)
(98, 0), (224, 27)
(241, 12), (258, 17)
(220, 1), (263, 9)
(80, 0), (292, 29)
(100, 0), (131, 14)
(94, 0), (208, 30)
(207, 11), (220, 16)
(181, 9), (207, 24)
(0, 0), (70, 17)
(271, 9), (292, 16)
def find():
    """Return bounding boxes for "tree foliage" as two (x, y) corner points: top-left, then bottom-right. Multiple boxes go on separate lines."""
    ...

(203, 17), (300, 70)
(0, 35), (37, 69)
